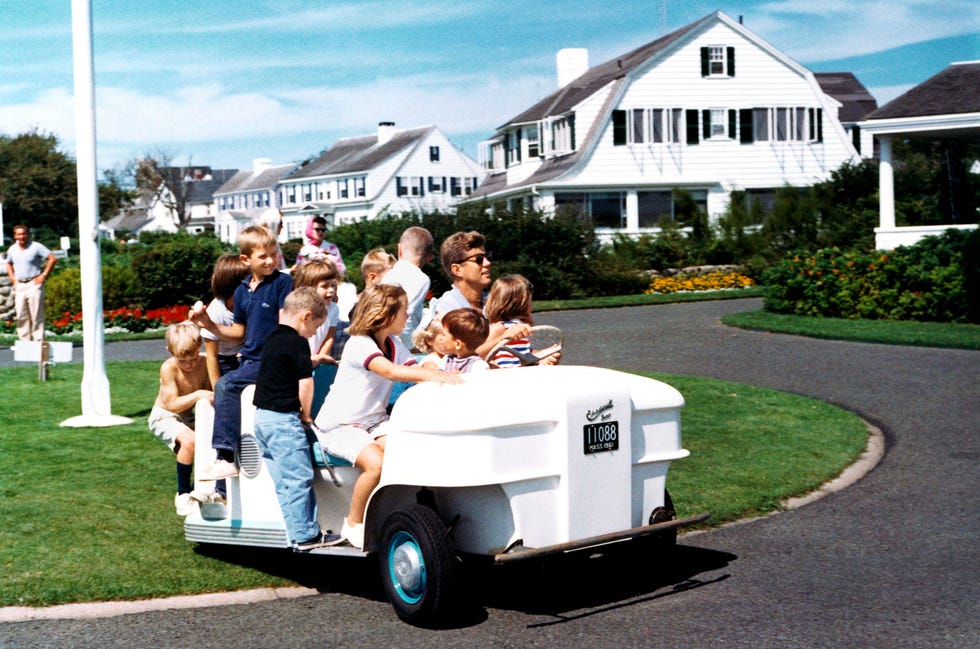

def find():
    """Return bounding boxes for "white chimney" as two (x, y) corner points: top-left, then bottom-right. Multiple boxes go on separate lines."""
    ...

(252, 157), (272, 173)
(377, 121), (396, 145)
(556, 48), (589, 88)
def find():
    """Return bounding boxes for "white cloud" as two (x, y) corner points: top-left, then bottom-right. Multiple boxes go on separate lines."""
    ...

(754, 0), (979, 61)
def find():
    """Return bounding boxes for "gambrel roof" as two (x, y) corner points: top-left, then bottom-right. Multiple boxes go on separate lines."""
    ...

(503, 16), (710, 129)
(286, 126), (433, 180)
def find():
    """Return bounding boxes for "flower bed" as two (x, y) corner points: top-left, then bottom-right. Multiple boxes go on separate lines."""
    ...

(15, 304), (194, 336)
(645, 271), (755, 294)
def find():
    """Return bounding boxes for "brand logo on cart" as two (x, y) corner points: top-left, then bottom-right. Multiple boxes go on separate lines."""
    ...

(585, 399), (613, 422)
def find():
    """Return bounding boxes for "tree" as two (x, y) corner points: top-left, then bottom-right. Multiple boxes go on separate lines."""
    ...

(131, 154), (202, 227)
(0, 130), (78, 242)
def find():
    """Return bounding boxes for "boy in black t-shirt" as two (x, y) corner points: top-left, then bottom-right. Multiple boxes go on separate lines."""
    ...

(252, 287), (343, 551)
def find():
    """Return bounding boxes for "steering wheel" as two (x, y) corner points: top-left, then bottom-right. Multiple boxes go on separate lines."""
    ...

(487, 325), (563, 367)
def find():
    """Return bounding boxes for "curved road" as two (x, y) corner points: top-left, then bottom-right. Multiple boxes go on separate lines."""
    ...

(3, 298), (978, 647)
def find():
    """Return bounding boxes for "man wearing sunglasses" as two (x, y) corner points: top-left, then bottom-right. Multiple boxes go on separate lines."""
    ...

(423, 231), (530, 357)
(434, 231), (493, 314)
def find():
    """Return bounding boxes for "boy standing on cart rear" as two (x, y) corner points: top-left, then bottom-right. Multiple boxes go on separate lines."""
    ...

(251, 287), (343, 551)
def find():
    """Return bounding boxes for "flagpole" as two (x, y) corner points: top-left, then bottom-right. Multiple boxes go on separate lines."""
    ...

(62, 0), (131, 427)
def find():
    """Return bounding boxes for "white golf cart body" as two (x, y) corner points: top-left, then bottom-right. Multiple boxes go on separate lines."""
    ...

(185, 365), (706, 622)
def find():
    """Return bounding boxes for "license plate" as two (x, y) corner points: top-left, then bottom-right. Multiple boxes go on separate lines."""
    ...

(583, 421), (619, 454)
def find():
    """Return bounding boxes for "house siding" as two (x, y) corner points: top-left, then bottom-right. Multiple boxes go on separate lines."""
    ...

(564, 22), (853, 195)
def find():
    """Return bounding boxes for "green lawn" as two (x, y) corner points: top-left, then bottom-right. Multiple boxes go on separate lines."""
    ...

(0, 361), (868, 607)
(722, 309), (980, 350)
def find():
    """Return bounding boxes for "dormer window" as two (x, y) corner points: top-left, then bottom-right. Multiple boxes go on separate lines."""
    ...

(701, 46), (735, 78)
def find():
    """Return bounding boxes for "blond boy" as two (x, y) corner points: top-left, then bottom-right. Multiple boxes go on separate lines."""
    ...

(148, 322), (214, 515)
(360, 247), (395, 286)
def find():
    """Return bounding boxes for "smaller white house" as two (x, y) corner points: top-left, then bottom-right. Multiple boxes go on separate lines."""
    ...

(213, 159), (298, 244)
(279, 122), (484, 227)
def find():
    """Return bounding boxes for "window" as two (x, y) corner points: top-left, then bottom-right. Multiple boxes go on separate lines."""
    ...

(542, 115), (575, 156)
(614, 108), (683, 145)
(708, 109), (729, 139)
(464, 177), (477, 195)
(554, 192), (624, 228)
(526, 124), (540, 158)
(638, 191), (673, 228)
(396, 177), (423, 197)
(450, 177), (461, 196)
(428, 176), (444, 193)
(339, 179), (349, 199)
(507, 128), (522, 166)
(355, 177), (365, 198)
(753, 108), (769, 142)
(700, 46), (735, 77)
(429, 146), (440, 162)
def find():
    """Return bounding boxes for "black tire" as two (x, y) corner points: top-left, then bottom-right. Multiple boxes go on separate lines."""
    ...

(647, 489), (678, 552)
(378, 503), (460, 626)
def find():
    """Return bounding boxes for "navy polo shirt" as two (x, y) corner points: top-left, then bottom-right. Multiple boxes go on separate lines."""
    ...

(232, 269), (293, 362)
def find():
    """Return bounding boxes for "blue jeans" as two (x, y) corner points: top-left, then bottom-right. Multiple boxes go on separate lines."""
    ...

(211, 360), (261, 456)
(253, 408), (320, 544)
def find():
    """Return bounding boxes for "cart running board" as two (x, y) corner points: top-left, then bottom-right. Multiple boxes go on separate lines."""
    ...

(493, 512), (710, 564)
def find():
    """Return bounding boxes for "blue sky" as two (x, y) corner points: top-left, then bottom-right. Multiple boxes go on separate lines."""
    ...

(0, 0), (977, 176)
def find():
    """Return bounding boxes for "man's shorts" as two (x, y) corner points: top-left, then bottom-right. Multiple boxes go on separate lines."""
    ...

(319, 418), (392, 464)
(148, 405), (194, 452)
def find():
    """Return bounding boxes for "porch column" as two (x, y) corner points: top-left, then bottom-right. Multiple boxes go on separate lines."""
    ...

(625, 190), (639, 230)
(878, 136), (895, 230)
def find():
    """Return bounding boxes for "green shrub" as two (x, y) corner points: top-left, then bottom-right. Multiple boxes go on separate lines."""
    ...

(44, 265), (143, 321)
(131, 233), (229, 308)
(762, 229), (977, 323)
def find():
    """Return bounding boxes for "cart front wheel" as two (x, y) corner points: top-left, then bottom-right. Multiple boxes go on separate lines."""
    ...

(379, 504), (459, 626)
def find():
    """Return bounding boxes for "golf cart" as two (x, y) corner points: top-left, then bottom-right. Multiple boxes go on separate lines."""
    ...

(184, 356), (708, 625)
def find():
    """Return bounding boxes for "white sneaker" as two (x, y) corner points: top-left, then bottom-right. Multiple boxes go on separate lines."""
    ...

(198, 459), (238, 481)
(190, 489), (226, 504)
(174, 492), (197, 516)
(341, 517), (365, 549)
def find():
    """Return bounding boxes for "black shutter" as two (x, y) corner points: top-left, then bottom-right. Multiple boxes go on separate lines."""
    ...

(817, 109), (823, 142)
(702, 109), (710, 140)
(851, 126), (861, 153)
(396, 177), (404, 197)
(569, 114), (576, 149)
(516, 127), (522, 161)
(727, 47), (735, 77)
(739, 109), (753, 143)
(686, 109), (700, 144)
(728, 109), (737, 138)
(700, 47), (709, 77)
(612, 110), (627, 145)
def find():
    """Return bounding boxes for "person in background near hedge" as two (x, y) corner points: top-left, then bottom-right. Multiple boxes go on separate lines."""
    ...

(200, 254), (248, 387)
(5, 224), (57, 341)
(148, 322), (215, 515)
(382, 226), (434, 350)
(294, 216), (346, 277)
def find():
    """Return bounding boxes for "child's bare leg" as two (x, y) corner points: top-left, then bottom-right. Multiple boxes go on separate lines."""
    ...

(175, 428), (195, 465)
(347, 443), (383, 525)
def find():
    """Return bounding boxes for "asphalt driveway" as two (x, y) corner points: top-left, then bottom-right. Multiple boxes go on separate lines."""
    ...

(2, 298), (978, 647)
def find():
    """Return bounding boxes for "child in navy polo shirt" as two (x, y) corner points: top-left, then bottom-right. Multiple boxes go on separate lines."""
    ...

(191, 225), (293, 481)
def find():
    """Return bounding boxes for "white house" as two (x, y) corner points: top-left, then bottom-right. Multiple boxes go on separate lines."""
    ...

(104, 165), (237, 240)
(213, 158), (297, 244)
(278, 122), (484, 227)
(466, 11), (864, 240)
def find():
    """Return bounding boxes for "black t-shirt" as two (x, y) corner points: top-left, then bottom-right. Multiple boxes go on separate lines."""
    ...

(253, 324), (313, 413)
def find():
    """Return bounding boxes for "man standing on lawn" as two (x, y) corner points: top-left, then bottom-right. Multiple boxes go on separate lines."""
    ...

(5, 224), (57, 341)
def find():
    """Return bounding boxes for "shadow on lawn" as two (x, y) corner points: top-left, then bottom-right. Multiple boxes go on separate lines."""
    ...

(194, 540), (735, 628)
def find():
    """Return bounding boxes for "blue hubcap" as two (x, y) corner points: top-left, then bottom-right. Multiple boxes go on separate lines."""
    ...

(388, 531), (426, 604)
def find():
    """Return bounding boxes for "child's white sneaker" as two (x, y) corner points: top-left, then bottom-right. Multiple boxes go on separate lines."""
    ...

(198, 459), (238, 481)
(174, 492), (197, 516)
(341, 517), (365, 549)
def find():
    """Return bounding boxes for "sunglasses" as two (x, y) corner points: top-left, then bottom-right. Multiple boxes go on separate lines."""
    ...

(312, 227), (326, 232)
(459, 251), (492, 265)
